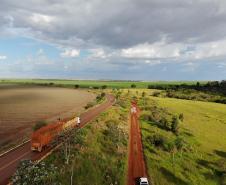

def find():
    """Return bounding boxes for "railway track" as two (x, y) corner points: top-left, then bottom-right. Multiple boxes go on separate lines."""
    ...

(0, 94), (115, 185)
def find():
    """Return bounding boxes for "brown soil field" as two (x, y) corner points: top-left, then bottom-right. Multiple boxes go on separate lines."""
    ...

(0, 85), (96, 151)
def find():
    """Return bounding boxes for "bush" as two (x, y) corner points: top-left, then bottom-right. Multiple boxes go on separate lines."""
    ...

(11, 160), (57, 184)
(33, 120), (47, 131)
(179, 113), (184, 122)
(175, 136), (186, 150)
(101, 85), (107, 89)
(85, 102), (95, 109)
(171, 116), (180, 133)
(147, 134), (167, 147)
(159, 117), (171, 130)
(74, 84), (79, 89)
(152, 91), (161, 97)
(131, 84), (136, 88)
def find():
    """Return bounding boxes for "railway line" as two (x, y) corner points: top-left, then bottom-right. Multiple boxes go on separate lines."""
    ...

(0, 94), (115, 185)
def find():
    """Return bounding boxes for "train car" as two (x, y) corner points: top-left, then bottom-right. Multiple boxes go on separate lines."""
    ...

(31, 122), (64, 152)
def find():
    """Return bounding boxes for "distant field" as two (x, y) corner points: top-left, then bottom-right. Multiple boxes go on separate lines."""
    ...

(0, 79), (206, 89)
(141, 96), (226, 185)
(0, 85), (95, 150)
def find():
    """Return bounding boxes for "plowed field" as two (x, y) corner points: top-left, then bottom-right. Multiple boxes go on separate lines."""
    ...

(0, 85), (95, 150)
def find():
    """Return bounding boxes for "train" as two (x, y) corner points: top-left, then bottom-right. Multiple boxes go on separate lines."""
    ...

(31, 118), (77, 152)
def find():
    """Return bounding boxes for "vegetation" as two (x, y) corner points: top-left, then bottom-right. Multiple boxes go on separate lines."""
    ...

(11, 160), (57, 185)
(13, 91), (130, 185)
(155, 88), (226, 104)
(139, 94), (226, 185)
(0, 79), (206, 89)
(33, 120), (47, 131)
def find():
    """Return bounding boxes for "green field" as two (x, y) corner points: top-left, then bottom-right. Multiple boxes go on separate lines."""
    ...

(140, 95), (226, 185)
(0, 79), (205, 89)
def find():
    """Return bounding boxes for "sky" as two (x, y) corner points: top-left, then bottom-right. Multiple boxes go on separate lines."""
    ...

(0, 0), (226, 80)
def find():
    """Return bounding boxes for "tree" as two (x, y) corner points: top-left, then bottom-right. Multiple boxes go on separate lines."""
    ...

(11, 160), (57, 184)
(131, 84), (136, 88)
(74, 84), (79, 89)
(33, 120), (47, 131)
(101, 85), (107, 89)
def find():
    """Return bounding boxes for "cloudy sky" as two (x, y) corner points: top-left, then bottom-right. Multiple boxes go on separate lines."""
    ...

(0, 0), (226, 80)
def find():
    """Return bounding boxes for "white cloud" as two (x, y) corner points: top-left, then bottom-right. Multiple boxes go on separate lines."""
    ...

(0, 55), (7, 60)
(121, 38), (226, 61)
(145, 60), (161, 66)
(121, 41), (181, 59)
(60, 49), (80, 58)
(89, 48), (106, 58)
(30, 13), (54, 24)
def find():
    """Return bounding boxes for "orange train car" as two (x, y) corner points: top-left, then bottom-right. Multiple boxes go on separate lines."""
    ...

(31, 122), (64, 152)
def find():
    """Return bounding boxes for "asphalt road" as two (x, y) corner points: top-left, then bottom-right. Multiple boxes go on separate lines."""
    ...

(0, 94), (115, 185)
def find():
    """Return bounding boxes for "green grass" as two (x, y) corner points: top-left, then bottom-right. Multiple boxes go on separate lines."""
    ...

(0, 79), (206, 89)
(140, 96), (226, 185)
(43, 93), (130, 185)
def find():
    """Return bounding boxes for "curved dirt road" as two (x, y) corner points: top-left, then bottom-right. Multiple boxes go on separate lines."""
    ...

(127, 103), (148, 185)
(0, 94), (115, 185)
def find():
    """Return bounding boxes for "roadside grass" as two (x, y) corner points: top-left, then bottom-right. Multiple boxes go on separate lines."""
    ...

(43, 93), (130, 185)
(140, 96), (226, 185)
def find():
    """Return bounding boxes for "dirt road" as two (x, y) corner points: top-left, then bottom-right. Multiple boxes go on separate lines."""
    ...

(127, 102), (148, 185)
(0, 94), (115, 185)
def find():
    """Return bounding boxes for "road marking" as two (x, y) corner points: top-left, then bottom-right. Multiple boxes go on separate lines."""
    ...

(0, 151), (30, 172)
(0, 140), (30, 158)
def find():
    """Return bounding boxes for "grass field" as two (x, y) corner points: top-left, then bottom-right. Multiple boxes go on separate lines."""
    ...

(140, 95), (226, 185)
(37, 92), (130, 184)
(0, 85), (95, 151)
(0, 79), (206, 89)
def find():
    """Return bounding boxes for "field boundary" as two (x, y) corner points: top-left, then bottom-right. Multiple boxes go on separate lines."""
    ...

(0, 140), (30, 158)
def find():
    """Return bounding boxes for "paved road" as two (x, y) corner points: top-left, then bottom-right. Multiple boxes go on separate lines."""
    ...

(127, 102), (148, 185)
(0, 94), (115, 185)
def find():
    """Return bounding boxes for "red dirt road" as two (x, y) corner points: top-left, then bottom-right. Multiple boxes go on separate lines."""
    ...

(0, 94), (115, 185)
(127, 103), (148, 185)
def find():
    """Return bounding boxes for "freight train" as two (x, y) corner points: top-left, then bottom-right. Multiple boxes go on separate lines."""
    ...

(31, 118), (77, 152)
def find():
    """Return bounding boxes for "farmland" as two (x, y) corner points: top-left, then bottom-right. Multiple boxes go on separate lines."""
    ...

(0, 79), (205, 89)
(0, 85), (95, 151)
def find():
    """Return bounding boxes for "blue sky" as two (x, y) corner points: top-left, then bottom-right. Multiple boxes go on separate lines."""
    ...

(0, 0), (226, 80)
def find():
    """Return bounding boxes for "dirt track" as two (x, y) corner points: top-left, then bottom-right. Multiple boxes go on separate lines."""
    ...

(127, 103), (148, 185)
(0, 94), (115, 185)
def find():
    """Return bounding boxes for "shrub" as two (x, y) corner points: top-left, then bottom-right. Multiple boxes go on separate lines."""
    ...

(74, 84), (79, 88)
(85, 102), (95, 109)
(33, 120), (47, 131)
(131, 84), (136, 88)
(163, 140), (176, 152)
(179, 113), (184, 122)
(175, 136), (186, 150)
(159, 117), (171, 130)
(171, 116), (180, 133)
(11, 160), (57, 184)
(152, 91), (161, 97)
(147, 134), (166, 147)
(101, 85), (107, 89)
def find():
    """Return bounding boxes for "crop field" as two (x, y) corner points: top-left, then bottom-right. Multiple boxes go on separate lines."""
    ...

(140, 95), (226, 185)
(0, 79), (205, 89)
(0, 85), (95, 151)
